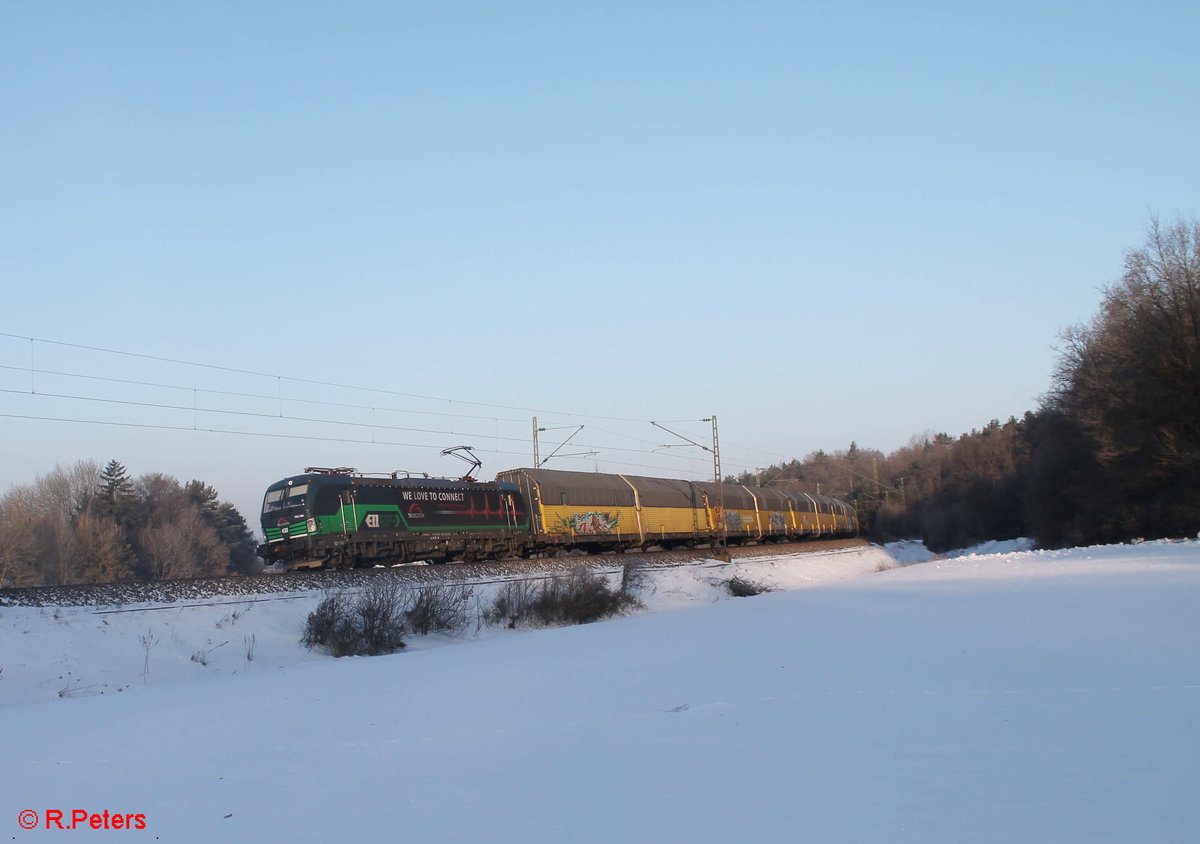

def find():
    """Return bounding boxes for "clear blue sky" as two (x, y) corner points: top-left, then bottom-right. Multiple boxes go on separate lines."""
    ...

(1, 1), (1197, 523)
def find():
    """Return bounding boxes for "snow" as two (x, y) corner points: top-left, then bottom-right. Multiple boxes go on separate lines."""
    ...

(3, 540), (1198, 842)
(943, 536), (1038, 558)
(884, 538), (937, 563)
(884, 536), (1037, 563)
(0, 545), (894, 707)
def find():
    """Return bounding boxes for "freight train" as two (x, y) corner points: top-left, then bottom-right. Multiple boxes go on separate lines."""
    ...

(257, 466), (858, 570)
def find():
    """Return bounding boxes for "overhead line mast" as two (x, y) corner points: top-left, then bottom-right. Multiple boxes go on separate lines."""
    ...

(650, 415), (728, 560)
(711, 414), (725, 553)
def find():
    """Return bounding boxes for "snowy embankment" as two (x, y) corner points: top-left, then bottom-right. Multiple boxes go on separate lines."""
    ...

(0, 544), (892, 708)
(3, 540), (1198, 842)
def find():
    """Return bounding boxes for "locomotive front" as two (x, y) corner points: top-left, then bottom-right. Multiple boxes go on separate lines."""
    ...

(257, 467), (534, 569)
(257, 470), (348, 568)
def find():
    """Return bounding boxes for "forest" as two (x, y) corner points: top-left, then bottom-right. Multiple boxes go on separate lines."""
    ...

(0, 459), (256, 587)
(736, 217), (1200, 551)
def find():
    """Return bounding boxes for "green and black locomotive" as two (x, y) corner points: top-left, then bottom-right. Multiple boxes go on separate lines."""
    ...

(257, 467), (530, 569)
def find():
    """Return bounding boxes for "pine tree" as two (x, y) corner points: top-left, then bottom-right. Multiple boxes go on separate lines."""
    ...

(96, 459), (136, 524)
(212, 501), (258, 574)
(186, 480), (257, 574)
(185, 480), (219, 517)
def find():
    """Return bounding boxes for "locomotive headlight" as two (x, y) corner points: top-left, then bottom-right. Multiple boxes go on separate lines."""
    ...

(307, 518), (317, 533)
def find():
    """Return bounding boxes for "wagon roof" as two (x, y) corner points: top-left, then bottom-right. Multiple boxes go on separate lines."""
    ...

(496, 468), (852, 514)
(497, 469), (701, 508)
(496, 468), (635, 507)
(615, 474), (699, 507)
(693, 481), (757, 510)
(744, 485), (793, 509)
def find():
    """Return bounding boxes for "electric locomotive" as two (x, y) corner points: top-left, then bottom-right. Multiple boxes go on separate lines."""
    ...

(257, 467), (530, 569)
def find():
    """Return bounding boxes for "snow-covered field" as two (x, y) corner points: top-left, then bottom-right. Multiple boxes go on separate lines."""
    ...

(2, 540), (1197, 842)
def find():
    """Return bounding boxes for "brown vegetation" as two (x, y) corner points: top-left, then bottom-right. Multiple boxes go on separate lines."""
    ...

(0, 459), (256, 587)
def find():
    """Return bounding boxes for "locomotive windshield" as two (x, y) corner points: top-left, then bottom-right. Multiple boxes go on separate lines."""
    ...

(263, 484), (309, 514)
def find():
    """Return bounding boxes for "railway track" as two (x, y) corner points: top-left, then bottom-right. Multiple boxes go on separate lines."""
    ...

(0, 537), (869, 609)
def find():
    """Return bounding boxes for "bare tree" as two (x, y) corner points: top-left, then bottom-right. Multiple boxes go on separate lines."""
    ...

(135, 472), (189, 523)
(33, 460), (101, 519)
(1050, 215), (1200, 537)
(139, 627), (158, 684)
(0, 486), (40, 587)
(72, 508), (134, 583)
(138, 505), (226, 580)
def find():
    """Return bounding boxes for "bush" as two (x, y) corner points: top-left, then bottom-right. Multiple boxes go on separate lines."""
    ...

(488, 569), (638, 629)
(405, 584), (473, 635)
(303, 585), (407, 657)
(488, 579), (541, 629)
(355, 580), (408, 655)
(532, 569), (625, 625)
(303, 592), (359, 657)
(726, 575), (770, 597)
(307, 569), (641, 654)
(303, 592), (346, 647)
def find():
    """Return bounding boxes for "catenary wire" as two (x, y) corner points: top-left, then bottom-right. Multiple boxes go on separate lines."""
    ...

(0, 412), (731, 478)
(0, 387), (759, 470)
(1, 332), (779, 470)
(0, 331), (672, 423)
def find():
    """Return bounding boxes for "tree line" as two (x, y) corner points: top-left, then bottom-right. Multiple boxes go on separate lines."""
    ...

(735, 216), (1200, 552)
(0, 459), (257, 587)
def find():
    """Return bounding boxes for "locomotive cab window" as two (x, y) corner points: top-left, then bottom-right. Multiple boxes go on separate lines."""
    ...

(265, 484), (309, 514)
(262, 489), (285, 513)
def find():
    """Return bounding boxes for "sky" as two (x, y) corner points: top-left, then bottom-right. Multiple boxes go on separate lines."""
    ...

(1, 1), (1197, 526)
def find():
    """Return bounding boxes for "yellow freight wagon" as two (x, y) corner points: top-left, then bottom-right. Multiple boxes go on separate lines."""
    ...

(496, 468), (709, 551)
(496, 468), (858, 554)
(695, 481), (759, 542)
(742, 485), (794, 539)
(619, 474), (708, 546)
(786, 491), (822, 536)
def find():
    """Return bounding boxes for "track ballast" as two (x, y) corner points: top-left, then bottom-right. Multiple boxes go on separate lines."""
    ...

(0, 538), (868, 608)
